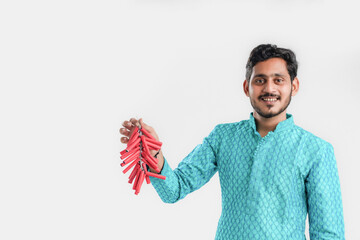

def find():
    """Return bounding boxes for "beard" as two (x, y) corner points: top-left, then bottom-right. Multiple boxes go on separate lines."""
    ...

(250, 89), (292, 119)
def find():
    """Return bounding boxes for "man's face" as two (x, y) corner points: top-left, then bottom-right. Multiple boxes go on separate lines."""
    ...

(243, 57), (299, 118)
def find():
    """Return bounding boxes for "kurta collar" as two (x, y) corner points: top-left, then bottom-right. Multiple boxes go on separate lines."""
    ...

(249, 112), (294, 134)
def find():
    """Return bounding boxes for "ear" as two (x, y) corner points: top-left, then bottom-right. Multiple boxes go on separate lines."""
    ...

(291, 77), (300, 96)
(243, 79), (250, 97)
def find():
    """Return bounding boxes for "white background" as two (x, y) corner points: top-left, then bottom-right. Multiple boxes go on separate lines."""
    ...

(1, 0), (359, 239)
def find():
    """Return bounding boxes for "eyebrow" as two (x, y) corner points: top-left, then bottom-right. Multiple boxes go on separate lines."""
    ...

(253, 73), (286, 78)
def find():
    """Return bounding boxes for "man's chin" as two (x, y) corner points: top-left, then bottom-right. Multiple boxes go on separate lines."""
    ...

(258, 112), (278, 118)
(255, 108), (282, 118)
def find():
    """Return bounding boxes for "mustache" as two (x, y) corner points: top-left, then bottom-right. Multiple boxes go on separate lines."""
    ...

(259, 94), (280, 99)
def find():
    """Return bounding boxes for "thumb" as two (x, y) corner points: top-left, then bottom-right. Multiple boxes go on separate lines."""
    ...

(139, 118), (149, 130)
(139, 118), (159, 142)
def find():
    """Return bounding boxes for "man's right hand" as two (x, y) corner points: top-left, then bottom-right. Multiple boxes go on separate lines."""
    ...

(119, 118), (164, 173)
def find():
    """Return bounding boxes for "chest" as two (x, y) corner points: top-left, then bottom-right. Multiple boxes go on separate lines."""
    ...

(217, 132), (304, 191)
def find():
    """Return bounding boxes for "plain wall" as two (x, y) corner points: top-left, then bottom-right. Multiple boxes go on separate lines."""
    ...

(1, 0), (359, 239)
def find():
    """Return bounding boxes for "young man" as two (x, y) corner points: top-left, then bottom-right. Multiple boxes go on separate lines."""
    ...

(120, 44), (345, 239)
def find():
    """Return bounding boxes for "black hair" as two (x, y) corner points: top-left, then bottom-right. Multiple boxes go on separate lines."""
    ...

(245, 44), (298, 82)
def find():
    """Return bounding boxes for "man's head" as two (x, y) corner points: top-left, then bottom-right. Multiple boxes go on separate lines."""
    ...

(243, 44), (300, 119)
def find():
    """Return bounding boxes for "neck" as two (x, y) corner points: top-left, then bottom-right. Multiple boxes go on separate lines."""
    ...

(253, 110), (287, 137)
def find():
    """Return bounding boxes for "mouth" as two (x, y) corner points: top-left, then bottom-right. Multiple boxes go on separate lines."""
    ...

(260, 96), (280, 104)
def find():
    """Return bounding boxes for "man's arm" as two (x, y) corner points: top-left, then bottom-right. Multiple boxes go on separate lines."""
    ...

(149, 125), (220, 203)
(305, 142), (345, 239)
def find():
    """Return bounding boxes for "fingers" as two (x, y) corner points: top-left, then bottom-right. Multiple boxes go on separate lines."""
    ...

(119, 128), (131, 137)
(120, 136), (129, 144)
(120, 118), (139, 144)
(130, 118), (140, 127)
(122, 120), (134, 131)
(120, 117), (158, 144)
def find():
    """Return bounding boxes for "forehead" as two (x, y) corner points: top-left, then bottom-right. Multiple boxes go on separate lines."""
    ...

(251, 57), (289, 78)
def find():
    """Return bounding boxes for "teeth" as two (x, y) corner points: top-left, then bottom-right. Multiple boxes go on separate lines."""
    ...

(262, 98), (278, 101)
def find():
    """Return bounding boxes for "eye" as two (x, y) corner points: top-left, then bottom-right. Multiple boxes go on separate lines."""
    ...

(275, 78), (283, 83)
(255, 79), (264, 83)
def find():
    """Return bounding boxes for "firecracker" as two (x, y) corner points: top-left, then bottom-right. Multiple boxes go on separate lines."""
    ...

(120, 124), (166, 195)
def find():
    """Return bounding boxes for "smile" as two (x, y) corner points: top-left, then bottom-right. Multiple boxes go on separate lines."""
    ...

(261, 97), (279, 103)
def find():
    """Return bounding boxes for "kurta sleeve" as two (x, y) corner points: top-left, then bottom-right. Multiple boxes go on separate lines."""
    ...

(305, 142), (345, 240)
(149, 124), (220, 203)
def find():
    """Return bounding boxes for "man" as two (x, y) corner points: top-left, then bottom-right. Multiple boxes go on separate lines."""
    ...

(119, 44), (345, 239)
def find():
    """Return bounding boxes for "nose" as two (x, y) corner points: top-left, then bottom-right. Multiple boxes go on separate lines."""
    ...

(263, 79), (277, 94)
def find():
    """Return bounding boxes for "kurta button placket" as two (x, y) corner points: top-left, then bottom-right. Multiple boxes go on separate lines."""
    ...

(246, 131), (274, 215)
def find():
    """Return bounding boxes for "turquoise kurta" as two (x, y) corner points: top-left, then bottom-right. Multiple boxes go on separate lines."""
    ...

(149, 112), (345, 239)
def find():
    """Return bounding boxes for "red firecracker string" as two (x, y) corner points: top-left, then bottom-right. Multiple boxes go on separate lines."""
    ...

(120, 125), (166, 195)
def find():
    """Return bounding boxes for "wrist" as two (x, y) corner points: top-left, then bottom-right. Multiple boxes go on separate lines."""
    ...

(154, 150), (160, 158)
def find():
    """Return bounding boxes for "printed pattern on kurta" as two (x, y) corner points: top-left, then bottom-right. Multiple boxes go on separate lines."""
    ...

(149, 112), (345, 240)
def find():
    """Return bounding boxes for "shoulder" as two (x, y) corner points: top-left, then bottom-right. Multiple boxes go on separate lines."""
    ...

(291, 124), (334, 153)
(212, 120), (248, 136)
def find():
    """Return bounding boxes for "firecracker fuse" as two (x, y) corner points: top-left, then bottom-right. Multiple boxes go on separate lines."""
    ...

(120, 124), (166, 195)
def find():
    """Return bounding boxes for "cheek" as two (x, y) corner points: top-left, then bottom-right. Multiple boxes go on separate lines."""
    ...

(279, 86), (291, 95)
(249, 85), (260, 95)
(249, 90), (257, 98)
